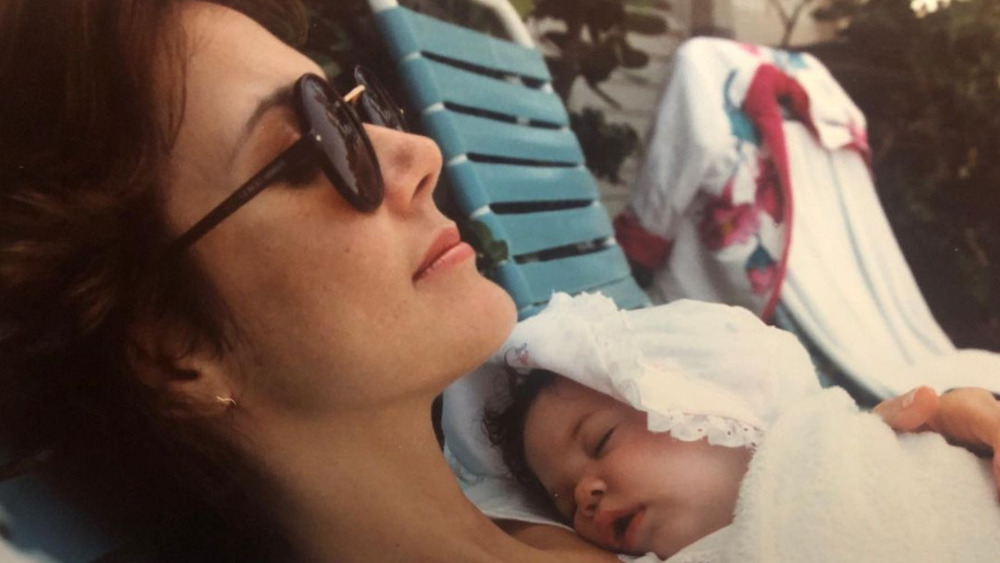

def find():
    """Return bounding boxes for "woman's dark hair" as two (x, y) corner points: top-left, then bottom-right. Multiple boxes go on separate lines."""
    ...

(0, 0), (307, 559)
(482, 369), (560, 503)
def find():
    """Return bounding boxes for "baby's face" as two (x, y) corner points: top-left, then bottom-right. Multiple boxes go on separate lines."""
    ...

(523, 377), (751, 559)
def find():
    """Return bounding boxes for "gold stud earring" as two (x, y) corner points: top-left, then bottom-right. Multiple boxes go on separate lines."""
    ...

(215, 395), (237, 408)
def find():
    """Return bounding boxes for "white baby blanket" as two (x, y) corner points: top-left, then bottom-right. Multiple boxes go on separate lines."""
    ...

(639, 387), (1000, 563)
(720, 387), (1000, 563)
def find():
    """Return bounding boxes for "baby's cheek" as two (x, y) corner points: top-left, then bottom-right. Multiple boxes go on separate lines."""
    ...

(615, 432), (669, 464)
(573, 518), (613, 551)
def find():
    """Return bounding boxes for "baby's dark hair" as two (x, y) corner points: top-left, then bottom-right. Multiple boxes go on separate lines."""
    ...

(482, 368), (560, 502)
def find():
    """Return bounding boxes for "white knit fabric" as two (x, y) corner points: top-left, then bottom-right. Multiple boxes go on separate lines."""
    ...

(722, 388), (1000, 562)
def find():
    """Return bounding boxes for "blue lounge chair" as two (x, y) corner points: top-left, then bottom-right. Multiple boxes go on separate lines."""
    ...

(0, 451), (120, 562)
(369, 0), (650, 318)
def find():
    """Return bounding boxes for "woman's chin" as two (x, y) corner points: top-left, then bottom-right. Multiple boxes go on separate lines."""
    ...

(446, 279), (518, 377)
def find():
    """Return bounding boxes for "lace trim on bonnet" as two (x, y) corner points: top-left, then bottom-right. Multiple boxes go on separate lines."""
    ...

(500, 293), (820, 449)
(651, 412), (763, 449)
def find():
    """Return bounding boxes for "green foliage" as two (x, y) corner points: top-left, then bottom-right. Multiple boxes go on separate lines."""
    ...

(570, 108), (640, 183)
(510, 0), (535, 17)
(532, 1), (664, 184)
(816, 0), (1000, 348)
(300, 1), (372, 80)
(456, 219), (509, 276)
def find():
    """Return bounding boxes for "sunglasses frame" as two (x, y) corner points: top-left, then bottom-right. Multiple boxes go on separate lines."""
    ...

(169, 69), (403, 253)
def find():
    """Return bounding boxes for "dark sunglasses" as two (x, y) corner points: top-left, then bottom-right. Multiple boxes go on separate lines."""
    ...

(169, 66), (407, 252)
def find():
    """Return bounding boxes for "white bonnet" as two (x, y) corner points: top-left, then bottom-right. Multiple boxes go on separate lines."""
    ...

(442, 292), (820, 526)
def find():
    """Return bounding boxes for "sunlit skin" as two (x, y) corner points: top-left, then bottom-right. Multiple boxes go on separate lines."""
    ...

(163, 3), (517, 415)
(149, 4), (600, 561)
(523, 377), (752, 559)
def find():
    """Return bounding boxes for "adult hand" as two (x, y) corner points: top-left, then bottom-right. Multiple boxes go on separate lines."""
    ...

(874, 386), (1000, 496)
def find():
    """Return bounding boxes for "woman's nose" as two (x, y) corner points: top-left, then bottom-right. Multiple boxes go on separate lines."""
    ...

(574, 475), (607, 519)
(364, 125), (442, 214)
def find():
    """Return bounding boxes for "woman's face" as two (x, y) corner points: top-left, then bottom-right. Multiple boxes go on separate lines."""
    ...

(162, 2), (516, 413)
(523, 377), (751, 559)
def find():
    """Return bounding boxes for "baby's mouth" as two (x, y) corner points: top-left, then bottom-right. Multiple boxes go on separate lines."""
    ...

(613, 512), (636, 544)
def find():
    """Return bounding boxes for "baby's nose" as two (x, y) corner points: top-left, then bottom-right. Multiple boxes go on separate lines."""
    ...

(574, 475), (607, 518)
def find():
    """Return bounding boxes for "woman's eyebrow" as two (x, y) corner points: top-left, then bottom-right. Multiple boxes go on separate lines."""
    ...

(230, 83), (296, 162)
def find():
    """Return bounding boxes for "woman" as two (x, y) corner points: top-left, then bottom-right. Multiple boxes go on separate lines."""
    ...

(2, 0), (619, 559)
(0, 0), (994, 561)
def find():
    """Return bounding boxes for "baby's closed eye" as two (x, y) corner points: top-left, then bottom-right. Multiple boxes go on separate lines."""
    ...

(591, 426), (617, 458)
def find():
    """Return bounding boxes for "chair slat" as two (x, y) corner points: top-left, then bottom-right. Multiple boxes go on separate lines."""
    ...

(376, 7), (550, 81)
(423, 111), (582, 163)
(479, 205), (613, 257)
(399, 57), (568, 126)
(493, 246), (637, 310)
(447, 162), (598, 212)
(518, 247), (634, 298)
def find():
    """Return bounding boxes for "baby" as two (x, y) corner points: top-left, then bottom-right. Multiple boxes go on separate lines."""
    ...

(472, 293), (1000, 562)
(485, 369), (752, 559)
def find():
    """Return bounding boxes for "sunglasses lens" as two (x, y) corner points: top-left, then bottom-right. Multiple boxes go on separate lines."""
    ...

(353, 66), (407, 132)
(296, 75), (383, 211)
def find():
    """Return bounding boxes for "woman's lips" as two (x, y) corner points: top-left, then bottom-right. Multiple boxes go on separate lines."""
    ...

(414, 224), (474, 281)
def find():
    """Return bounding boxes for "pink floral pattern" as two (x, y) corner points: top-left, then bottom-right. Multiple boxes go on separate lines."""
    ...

(754, 155), (784, 222)
(847, 117), (870, 155)
(746, 244), (778, 296)
(699, 181), (760, 251)
(697, 150), (786, 299)
(699, 153), (785, 253)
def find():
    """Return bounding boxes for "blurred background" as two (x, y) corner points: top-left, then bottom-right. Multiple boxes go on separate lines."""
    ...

(305, 0), (999, 351)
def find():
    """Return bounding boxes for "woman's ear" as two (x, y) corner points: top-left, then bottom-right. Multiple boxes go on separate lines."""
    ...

(127, 324), (238, 418)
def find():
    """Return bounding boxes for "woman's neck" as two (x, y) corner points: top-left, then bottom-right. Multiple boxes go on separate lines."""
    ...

(245, 394), (544, 562)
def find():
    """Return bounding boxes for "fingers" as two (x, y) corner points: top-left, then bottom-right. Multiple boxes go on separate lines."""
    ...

(873, 386), (939, 432)
(936, 389), (1000, 501)
(876, 387), (1000, 501)
(935, 388), (1000, 450)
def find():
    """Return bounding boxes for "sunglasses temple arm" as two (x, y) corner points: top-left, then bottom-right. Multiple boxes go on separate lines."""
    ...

(343, 84), (365, 103)
(168, 139), (313, 253)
